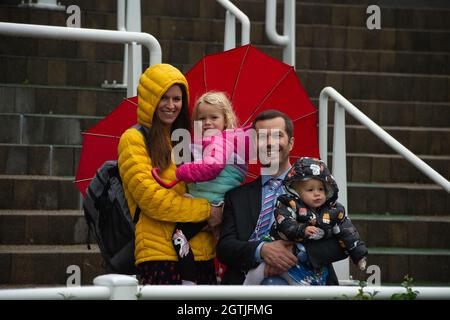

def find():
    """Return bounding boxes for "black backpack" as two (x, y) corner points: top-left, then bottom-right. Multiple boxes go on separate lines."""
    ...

(83, 125), (147, 275)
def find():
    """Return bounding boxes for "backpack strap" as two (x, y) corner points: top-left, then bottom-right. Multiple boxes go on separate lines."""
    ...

(130, 124), (148, 225)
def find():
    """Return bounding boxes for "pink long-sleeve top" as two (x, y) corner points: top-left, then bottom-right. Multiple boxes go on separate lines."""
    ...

(175, 125), (253, 183)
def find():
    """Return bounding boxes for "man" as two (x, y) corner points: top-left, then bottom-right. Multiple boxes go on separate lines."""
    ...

(216, 110), (340, 285)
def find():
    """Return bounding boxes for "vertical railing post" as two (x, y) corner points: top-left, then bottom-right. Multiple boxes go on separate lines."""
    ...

(265, 0), (296, 67)
(318, 92), (329, 162)
(224, 10), (236, 50)
(319, 90), (350, 282)
(126, 0), (142, 96)
(127, 42), (138, 97)
(118, 0), (128, 86)
(216, 0), (250, 50)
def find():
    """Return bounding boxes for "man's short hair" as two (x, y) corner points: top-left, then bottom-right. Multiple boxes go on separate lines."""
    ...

(252, 109), (294, 139)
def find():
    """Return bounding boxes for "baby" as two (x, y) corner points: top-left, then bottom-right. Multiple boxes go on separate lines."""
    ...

(244, 157), (368, 285)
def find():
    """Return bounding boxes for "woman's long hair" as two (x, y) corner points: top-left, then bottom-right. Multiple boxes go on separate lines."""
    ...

(146, 84), (190, 171)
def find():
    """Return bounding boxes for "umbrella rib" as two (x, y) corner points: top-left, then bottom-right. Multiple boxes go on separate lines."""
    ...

(124, 97), (138, 107)
(242, 67), (293, 126)
(81, 132), (121, 139)
(292, 110), (318, 122)
(73, 177), (93, 183)
(203, 58), (208, 92)
(231, 45), (250, 101)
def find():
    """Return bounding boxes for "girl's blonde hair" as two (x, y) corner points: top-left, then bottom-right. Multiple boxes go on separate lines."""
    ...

(192, 91), (238, 129)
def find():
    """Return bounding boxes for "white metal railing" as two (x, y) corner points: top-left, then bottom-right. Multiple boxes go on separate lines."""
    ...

(102, 0), (142, 91)
(0, 22), (161, 97)
(19, 0), (65, 11)
(266, 0), (296, 67)
(216, 0), (250, 50)
(319, 86), (450, 196)
(1, 274), (450, 300)
(319, 86), (450, 281)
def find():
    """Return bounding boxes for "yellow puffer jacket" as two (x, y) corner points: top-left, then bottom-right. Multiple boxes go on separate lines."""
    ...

(117, 64), (214, 265)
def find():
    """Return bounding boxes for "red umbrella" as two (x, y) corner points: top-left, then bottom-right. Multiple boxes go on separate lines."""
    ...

(74, 96), (138, 196)
(75, 45), (319, 194)
(186, 44), (319, 181)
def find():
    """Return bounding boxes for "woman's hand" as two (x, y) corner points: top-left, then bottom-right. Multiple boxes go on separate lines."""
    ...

(208, 205), (223, 228)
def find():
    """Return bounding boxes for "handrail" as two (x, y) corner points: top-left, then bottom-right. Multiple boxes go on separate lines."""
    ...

(216, 0), (250, 50)
(265, 0), (295, 66)
(102, 0), (143, 92)
(19, 0), (65, 11)
(1, 274), (450, 300)
(319, 86), (450, 195)
(0, 22), (161, 96)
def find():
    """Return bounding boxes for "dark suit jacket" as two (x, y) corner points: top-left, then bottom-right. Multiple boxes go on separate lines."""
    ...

(216, 177), (341, 285)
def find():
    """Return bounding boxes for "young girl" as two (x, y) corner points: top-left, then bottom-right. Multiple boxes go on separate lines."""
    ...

(152, 91), (251, 285)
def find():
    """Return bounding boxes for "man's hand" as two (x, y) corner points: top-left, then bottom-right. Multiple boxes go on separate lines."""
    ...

(208, 205), (223, 228)
(260, 240), (297, 272)
(264, 264), (285, 278)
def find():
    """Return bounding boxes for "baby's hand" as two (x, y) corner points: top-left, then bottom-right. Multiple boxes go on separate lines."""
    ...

(305, 226), (324, 240)
(183, 193), (194, 198)
(357, 257), (367, 271)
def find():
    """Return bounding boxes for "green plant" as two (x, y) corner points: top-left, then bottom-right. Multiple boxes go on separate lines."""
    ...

(390, 275), (419, 300)
(343, 281), (379, 300)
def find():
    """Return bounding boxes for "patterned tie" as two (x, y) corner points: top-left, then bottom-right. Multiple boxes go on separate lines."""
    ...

(254, 178), (282, 239)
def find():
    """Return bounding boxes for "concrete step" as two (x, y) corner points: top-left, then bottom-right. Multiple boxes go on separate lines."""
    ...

(347, 182), (450, 215)
(1, 112), (448, 154)
(327, 125), (450, 155)
(350, 247), (450, 284)
(0, 244), (103, 285)
(1, 174), (448, 215)
(2, 35), (449, 76)
(2, 54), (449, 103)
(299, 70), (450, 103)
(0, 84), (126, 117)
(0, 113), (101, 145)
(6, 0), (450, 30)
(0, 210), (87, 245)
(1, 85), (447, 127)
(351, 214), (450, 249)
(315, 99), (450, 128)
(0, 144), (80, 177)
(0, 175), (81, 210)
(2, 5), (450, 52)
(1, 142), (447, 185)
(328, 153), (450, 184)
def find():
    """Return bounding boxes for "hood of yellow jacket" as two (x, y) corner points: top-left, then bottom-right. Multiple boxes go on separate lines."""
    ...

(137, 64), (189, 128)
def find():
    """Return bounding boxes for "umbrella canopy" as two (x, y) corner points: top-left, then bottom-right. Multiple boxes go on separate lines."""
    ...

(74, 45), (319, 195)
(186, 44), (319, 179)
(74, 96), (138, 196)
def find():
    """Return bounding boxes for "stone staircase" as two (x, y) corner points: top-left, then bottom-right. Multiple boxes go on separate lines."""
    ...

(0, 0), (449, 287)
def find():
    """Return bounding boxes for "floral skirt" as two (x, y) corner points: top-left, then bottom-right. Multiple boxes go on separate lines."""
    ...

(137, 260), (217, 285)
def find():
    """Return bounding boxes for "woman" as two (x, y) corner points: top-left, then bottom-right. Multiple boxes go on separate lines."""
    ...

(118, 64), (221, 285)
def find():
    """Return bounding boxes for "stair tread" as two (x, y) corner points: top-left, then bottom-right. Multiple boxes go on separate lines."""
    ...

(368, 247), (450, 256)
(0, 244), (99, 253)
(0, 174), (74, 181)
(347, 182), (447, 190)
(350, 214), (450, 222)
(0, 209), (82, 216)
